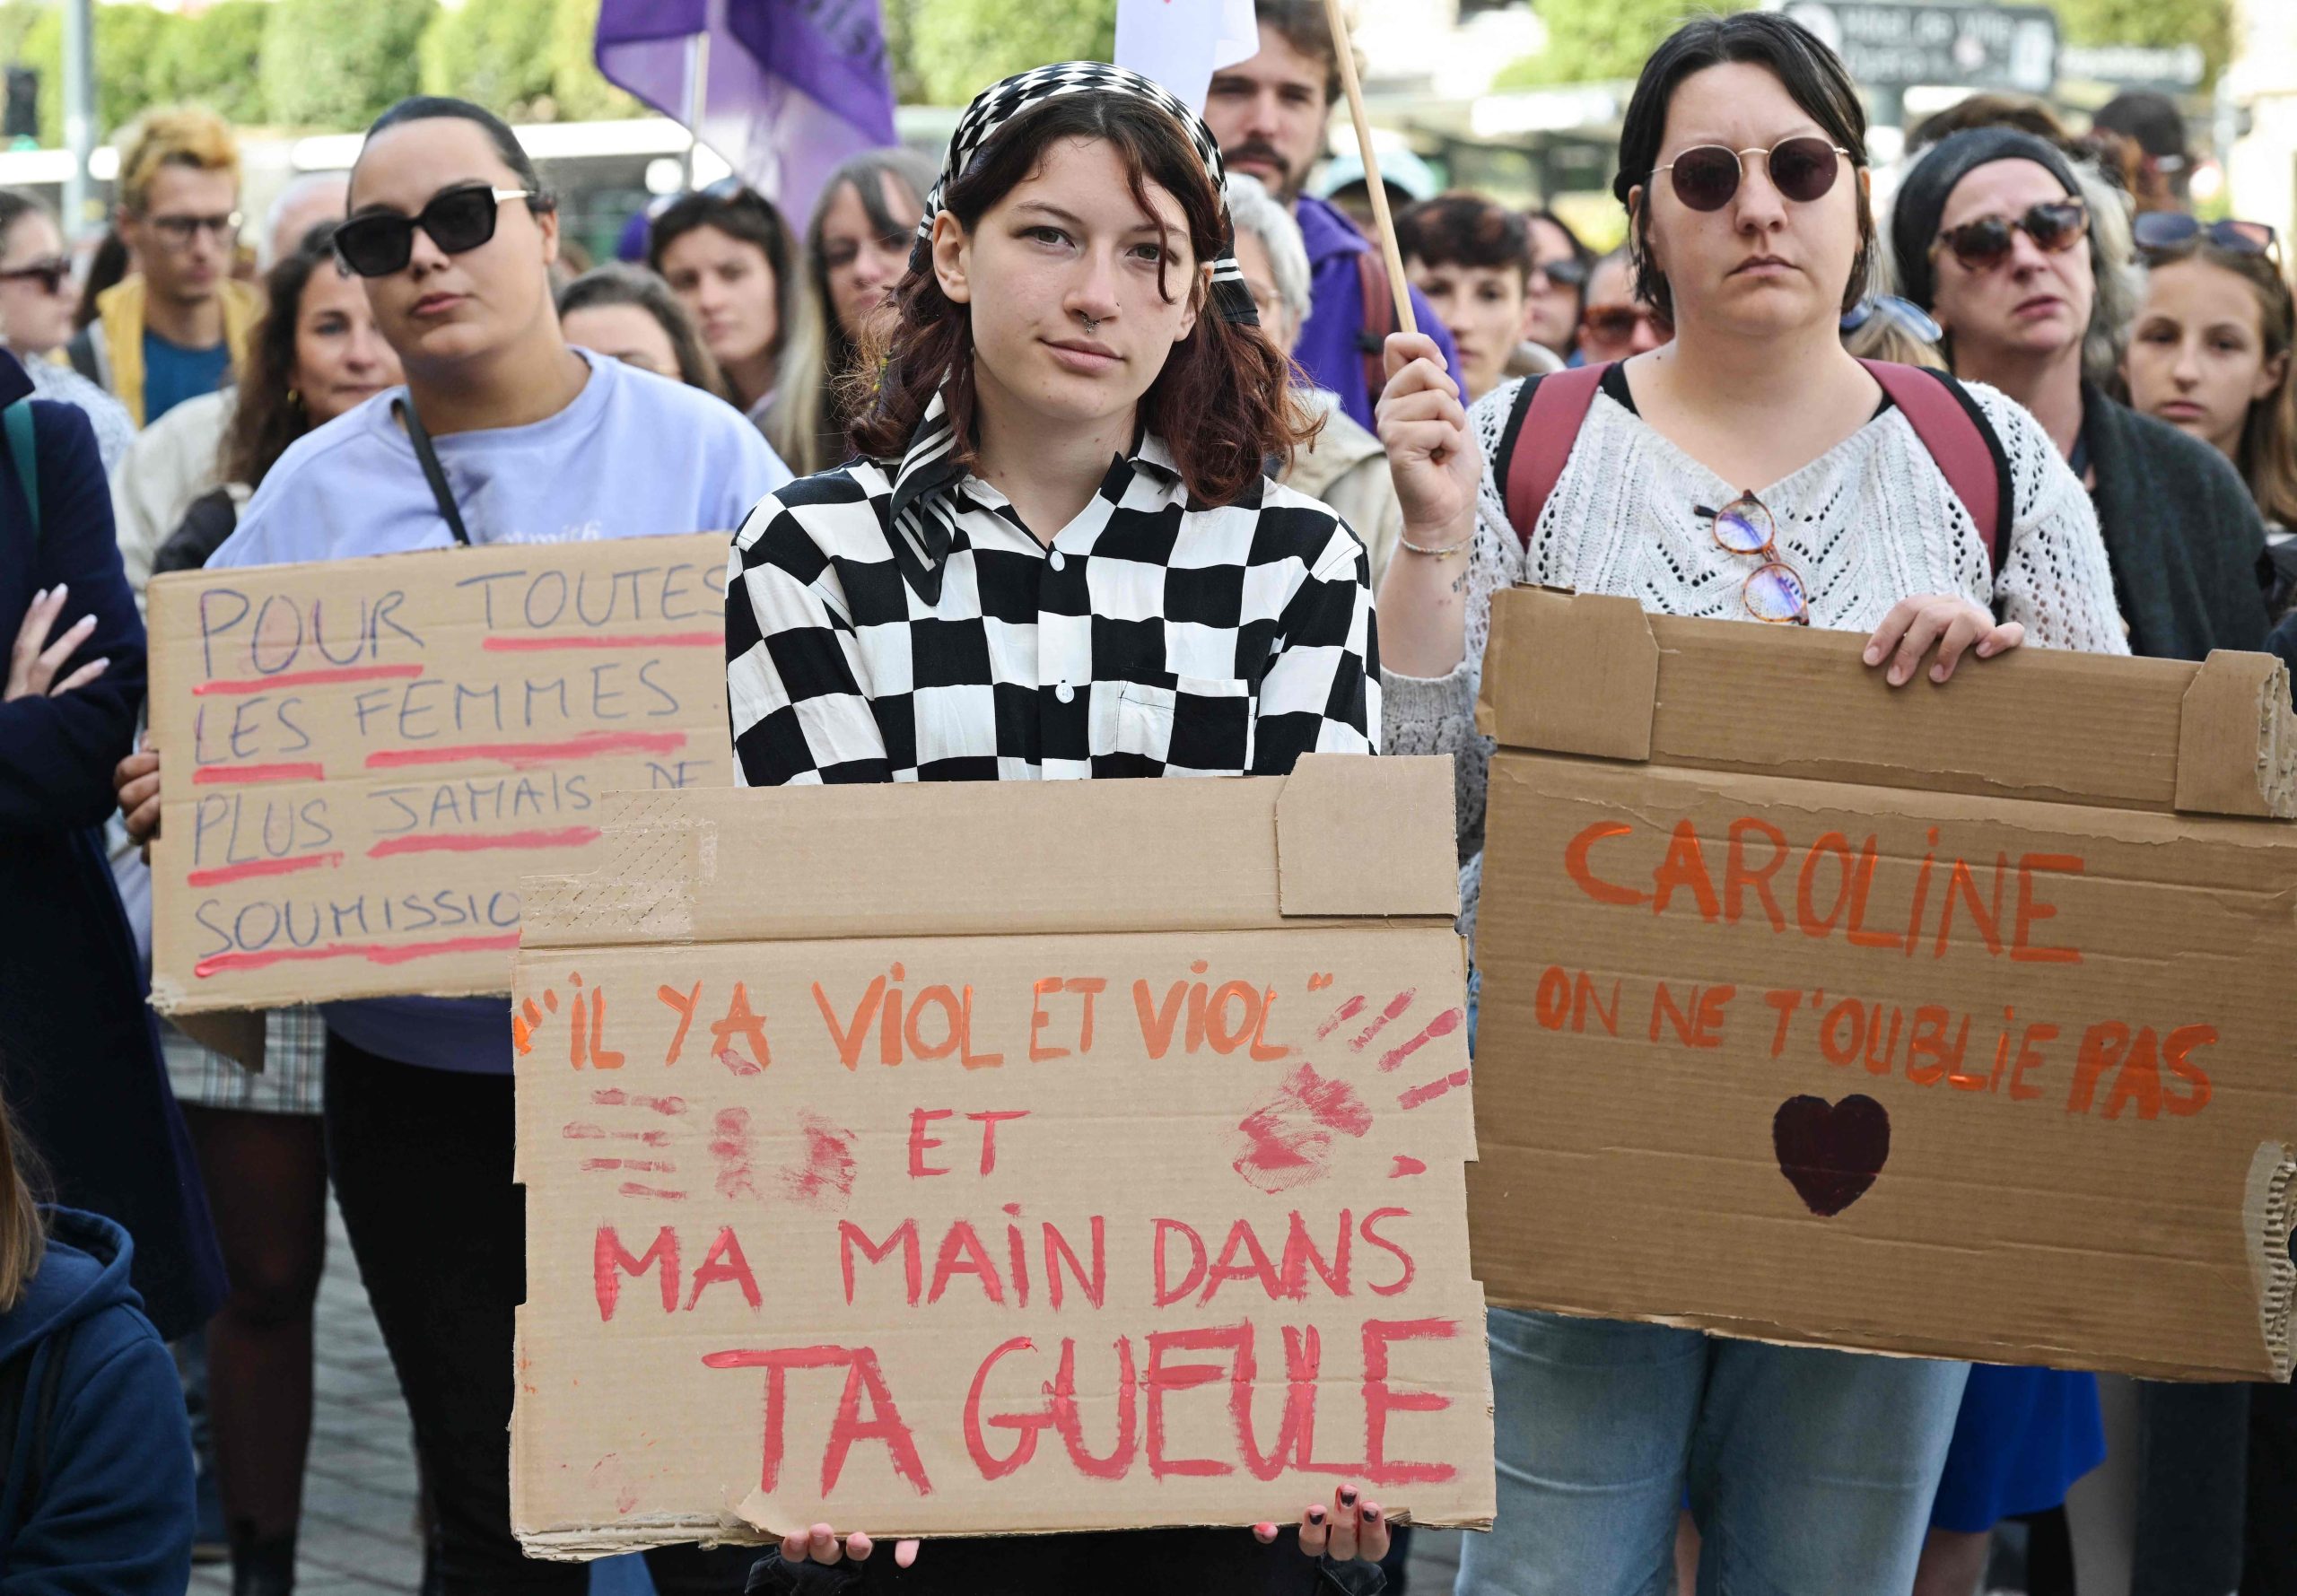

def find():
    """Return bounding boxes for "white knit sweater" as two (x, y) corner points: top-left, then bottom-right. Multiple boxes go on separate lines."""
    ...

(1381, 374), (2131, 949)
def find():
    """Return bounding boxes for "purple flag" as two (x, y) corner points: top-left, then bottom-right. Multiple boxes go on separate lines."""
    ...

(596, 0), (898, 225)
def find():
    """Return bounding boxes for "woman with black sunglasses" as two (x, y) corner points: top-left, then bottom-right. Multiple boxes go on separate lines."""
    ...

(1376, 15), (2127, 1594)
(111, 96), (789, 1595)
(1891, 126), (2272, 662)
(0, 189), (132, 475)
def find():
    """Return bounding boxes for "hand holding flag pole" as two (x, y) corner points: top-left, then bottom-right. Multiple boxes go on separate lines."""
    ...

(1317, 0), (1416, 338)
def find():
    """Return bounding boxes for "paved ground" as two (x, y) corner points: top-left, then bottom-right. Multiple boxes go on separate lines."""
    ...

(195, 1199), (1466, 1593)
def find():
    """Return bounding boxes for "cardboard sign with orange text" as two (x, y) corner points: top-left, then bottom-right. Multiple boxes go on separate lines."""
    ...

(509, 757), (1495, 1557)
(1469, 588), (2297, 1382)
(144, 535), (734, 1015)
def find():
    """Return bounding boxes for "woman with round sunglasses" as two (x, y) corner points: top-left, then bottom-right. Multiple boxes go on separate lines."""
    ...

(1891, 126), (2272, 662)
(1376, 15), (2127, 1594)
(0, 189), (132, 475)
(2122, 218), (2297, 608)
(112, 95), (789, 1594)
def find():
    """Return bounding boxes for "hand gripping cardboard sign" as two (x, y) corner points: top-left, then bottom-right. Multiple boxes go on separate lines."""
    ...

(508, 755), (1495, 1555)
(1470, 588), (2297, 1383)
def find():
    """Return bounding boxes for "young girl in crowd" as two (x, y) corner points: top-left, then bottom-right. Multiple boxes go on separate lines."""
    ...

(1376, 14), (2127, 1593)
(141, 222), (401, 1596)
(2122, 218), (2297, 603)
(558, 261), (729, 397)
(0, 1093), (197, 1587)
(114, 96), (787, 1593)
(1522, 207), (1592, 362)
(768, 147), (938, 475)
(1395, 194), (1550, 402)
(726, 63), (1384, 1596)
(650, 183), (799, 432)
(0, 188), (134, 474)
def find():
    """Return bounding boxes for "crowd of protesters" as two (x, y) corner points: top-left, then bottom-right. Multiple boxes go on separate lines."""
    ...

(0, 5), (2290, 1594)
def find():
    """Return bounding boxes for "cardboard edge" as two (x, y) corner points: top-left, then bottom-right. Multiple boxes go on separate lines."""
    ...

(2248, 1139), (2297, 1383)
(2175, 650), (2292, 818)
(166, 1008), (266, 1072)
(1274, 754), (1461, 917)
(1478, 589), (1659, 760)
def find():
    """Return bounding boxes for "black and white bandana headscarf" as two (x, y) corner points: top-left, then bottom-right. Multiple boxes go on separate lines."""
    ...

(884, 62), (1258, 601)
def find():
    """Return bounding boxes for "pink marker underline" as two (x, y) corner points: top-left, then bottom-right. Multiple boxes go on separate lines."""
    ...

(194, 931), (520, 979)
(192, 762), (325, 786)
(362, 729), (688, 770)
(480, 632), (723, 651)
(186, 850), (345, 887)
(193, 663), (424, 696)
(367, 826), (601, 858)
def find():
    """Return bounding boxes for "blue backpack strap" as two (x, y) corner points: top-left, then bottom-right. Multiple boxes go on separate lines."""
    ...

(4, 398), (37, 536)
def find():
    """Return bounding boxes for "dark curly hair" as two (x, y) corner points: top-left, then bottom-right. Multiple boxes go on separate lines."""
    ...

(848, 92), (1314, 502)
(219, 222), (349, 489)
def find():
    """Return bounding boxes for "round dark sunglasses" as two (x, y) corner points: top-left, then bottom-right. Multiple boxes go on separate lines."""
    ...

(333, 185), (538, 278)
(2133, 212), (2280, 260)
(1651, 137), (1850, 213)
(1934, 200), (2088, 273)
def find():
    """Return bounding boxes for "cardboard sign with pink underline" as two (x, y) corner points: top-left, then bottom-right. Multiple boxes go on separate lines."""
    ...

(145, 533), (734, 1015)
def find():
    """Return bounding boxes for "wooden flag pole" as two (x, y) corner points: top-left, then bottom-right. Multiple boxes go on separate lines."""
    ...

(1318, 0), (1416, 338)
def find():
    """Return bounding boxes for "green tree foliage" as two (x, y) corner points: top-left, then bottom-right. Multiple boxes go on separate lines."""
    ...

(2048, 0), (2232, 88)
(416, 0), (635, 122)
(259, 0), (432, 131)
(546, 0), (640, 123)
(153, 0), (267, 126)
(20, 1), (185, 144)
(1498, 0), (1751, 89)
(904, 0), (1115, 107)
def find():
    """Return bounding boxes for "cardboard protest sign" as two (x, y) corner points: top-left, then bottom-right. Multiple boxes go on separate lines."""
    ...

(1469, 588), (2297, 1382)
(509, 757), (1495, 1556)
(145, 535), (734, 1015)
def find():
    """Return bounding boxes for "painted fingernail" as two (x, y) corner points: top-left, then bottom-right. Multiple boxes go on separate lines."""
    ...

(1308, 1505), (1325, 1523)
(1364, 1505), (1380, 1522)
(1340, 1487), (1358, 1505)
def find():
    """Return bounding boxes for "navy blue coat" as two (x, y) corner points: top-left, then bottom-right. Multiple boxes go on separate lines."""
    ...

(0, 1208), (195, 1589)
(0, 351), (222, 1341)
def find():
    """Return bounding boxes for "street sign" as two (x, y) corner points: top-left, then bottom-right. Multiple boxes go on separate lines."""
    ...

(1774, 1), (2060, 94)
(2057, 42), (2207, 91)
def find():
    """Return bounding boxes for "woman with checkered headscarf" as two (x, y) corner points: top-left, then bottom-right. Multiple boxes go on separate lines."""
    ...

(729, 62), (1391, 1596)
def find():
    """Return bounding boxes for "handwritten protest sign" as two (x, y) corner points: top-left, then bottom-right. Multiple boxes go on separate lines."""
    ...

(509, 759), (1495, 1555)
(145, 535), (734, 1015)
(1469, 589), (2297, 1382)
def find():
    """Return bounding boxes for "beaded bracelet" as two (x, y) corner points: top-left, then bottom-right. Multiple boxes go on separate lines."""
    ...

(1396, 528), (1472, 559)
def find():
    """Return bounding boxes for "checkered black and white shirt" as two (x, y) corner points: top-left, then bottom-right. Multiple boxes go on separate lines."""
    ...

(725, 435), (1379, 783)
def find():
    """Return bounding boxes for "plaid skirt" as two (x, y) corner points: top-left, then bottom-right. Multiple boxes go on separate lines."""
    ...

(162, 1005), (326, 1116)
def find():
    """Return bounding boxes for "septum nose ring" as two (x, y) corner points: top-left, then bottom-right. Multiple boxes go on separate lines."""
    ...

(1081, 315), (1101, 335)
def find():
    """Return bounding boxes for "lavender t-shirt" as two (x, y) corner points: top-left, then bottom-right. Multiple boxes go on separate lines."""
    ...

(206, 351), (790, 1073)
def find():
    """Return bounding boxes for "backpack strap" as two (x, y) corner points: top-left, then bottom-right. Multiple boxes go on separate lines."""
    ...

(1501, 362), (1610, 548)
(1858, 360), (2009, 575)
(5, 399), (36, 537)
(1354, 249), (1394, 411)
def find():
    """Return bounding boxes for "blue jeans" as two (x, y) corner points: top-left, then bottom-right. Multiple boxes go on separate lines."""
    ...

(1457, 1307), (1969, 1596)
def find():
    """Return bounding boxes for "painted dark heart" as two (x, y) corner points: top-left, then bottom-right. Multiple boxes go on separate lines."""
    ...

(1771, 1094), (1891, 1217)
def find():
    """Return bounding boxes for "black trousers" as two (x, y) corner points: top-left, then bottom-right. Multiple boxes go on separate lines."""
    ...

(324, 1033), (753, 1593)
(2133, 1380), (2249, 1596)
